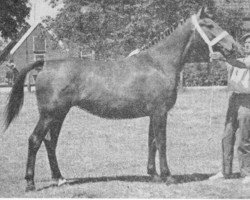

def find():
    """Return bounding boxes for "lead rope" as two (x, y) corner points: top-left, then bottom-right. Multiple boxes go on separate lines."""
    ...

(209, 58), (215, 137)
(191, 14), (229, 136)
(208, 44), (215, 137)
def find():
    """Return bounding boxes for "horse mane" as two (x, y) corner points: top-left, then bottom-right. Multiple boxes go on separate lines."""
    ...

(140, 18), (188, 51)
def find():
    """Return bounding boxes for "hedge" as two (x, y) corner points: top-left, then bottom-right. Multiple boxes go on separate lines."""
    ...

(183, 62), (228, 86)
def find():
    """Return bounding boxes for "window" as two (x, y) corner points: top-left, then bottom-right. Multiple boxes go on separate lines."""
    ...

(80, 50), (95, 60)
(34, 54), (45, 72)
(34, 54), (45, 61)
(33, 36), (46, 53)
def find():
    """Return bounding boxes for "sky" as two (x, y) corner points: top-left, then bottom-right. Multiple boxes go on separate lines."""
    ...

(27, 0), (62, 25)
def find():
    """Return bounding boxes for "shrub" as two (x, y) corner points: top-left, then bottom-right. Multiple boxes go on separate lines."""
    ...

(183, 62), (228, 86)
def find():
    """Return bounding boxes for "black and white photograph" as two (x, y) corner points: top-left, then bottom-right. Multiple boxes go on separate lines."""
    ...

(1, 0), (250, 198)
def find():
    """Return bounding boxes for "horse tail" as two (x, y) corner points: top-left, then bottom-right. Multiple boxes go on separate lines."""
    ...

(4, 60), (44, 131)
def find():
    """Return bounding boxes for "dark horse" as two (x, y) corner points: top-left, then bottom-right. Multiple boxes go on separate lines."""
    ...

(4, 8), (243, 191)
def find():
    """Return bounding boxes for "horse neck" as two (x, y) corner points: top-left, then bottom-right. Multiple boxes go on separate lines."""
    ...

(148, 18), (193, 73)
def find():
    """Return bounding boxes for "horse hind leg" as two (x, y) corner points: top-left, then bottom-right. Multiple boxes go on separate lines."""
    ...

(25, 114), (53, 192)
(43, 113), (68, 187)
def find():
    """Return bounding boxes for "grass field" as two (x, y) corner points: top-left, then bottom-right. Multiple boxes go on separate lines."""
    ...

(1, 88), (250, 198)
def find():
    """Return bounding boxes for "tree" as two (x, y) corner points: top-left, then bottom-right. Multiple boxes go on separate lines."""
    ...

(45, 0), (244, 60)
(214, 6), (244, 40)
(0, 0), (31, 39)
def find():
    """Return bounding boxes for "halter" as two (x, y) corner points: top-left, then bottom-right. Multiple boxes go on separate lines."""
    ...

(191, 14), (229, 54)
(192, 14), (229, 136)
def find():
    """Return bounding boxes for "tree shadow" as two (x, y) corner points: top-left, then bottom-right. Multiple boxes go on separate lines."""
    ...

(37, 172), (241, 192)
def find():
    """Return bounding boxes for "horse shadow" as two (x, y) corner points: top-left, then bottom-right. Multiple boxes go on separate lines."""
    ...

(36, 172), (241, 192)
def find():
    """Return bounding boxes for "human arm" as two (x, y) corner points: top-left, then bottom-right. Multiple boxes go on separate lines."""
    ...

(227, 58), (248, 69)
(210, 52), (249, 69)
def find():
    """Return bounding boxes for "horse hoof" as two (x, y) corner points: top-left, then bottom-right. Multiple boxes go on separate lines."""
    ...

(209, 172), (224, 180)
(165, 176), (178, 185)
(25, 185), (36, 192)
(58, 178), (67, 186)
(164, 176), (178, 185)
(151, 174), (163, 182)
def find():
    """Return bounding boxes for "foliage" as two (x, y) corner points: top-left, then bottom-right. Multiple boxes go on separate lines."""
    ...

(45, 0), (245, 60)
(183, 62), (228, 86)
(44, 0), (245, 86)
(213, 6), (244, 40)
(0, 0), (30, 39)
(45, 0), (215, 59)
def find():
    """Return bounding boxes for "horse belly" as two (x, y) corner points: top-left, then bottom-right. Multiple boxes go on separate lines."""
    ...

(76, 97), (148, 119)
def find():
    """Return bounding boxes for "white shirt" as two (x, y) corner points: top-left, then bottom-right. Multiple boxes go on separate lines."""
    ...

(227, 55), (250, 93)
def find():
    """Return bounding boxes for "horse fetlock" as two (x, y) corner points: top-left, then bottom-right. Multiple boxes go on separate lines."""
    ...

(151, 174), (163, 183)
(25, 180), (36, 192)
(160, 169), (171, 178)
(147, 166), (157, 175)
(165, 176), (178, 185)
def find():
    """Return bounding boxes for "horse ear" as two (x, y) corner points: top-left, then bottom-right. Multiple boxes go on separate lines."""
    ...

(197, 7), (210, 19)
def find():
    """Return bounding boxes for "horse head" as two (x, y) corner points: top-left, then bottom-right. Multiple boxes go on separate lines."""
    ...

(193, 7), (244, 58)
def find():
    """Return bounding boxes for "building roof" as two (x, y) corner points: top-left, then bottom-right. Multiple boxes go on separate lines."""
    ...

(10, 22), (40, 55)
(0, 41), (17, 64)
(0, 25), (30, 65)
(10, 21), (66, 55)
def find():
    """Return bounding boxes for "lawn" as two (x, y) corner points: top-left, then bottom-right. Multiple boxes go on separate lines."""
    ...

(0, 88), (250, 198)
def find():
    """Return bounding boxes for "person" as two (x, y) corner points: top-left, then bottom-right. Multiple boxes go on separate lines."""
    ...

(209, 33), (250, 184)
(5, 63), (13, 85)
(11, 62), (19, 84)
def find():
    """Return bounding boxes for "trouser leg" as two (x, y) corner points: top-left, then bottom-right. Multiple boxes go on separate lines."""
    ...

(222, 93), (239, 177)
(238, 107), (250, 177)
(222, 121), (237, 177)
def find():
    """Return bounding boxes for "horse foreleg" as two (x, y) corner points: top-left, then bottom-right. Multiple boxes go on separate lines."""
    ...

(147, 117), (160, 181)
(25, 115), (52, 192)
(152, 113), (176, 184)
(44, 116), (66, 187)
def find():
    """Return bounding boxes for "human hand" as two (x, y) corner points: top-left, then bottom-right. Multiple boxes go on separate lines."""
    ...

(209, 52), (226, 62)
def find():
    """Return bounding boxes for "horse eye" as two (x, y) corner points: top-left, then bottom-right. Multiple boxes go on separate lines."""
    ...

(200, 21), (214, 29)
(206, 24), (214, 29)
